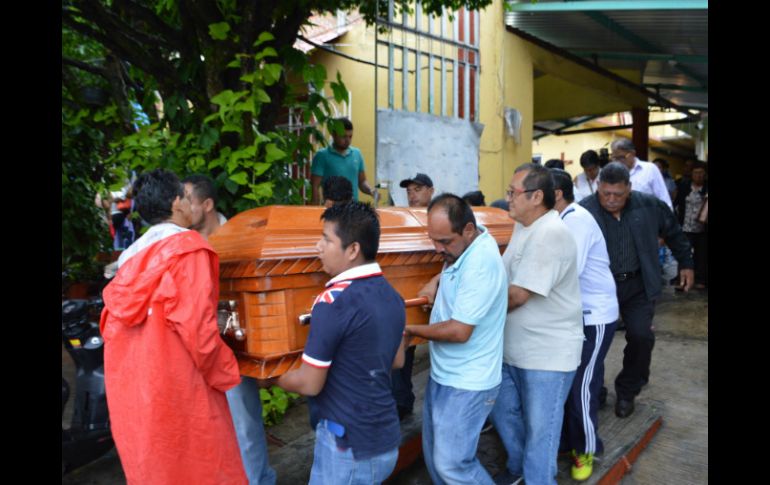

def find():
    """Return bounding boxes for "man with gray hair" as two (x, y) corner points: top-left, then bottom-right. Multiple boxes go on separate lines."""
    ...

(580, 162), (693, 419)
(490, 163), (584, 485)
(609, 139), (672, 209)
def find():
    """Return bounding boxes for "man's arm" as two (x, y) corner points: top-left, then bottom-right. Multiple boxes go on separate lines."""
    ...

(392, 334), (408, 369)
(417, 273), (441, 309)
(405, 319), (474, 343)
(658, 199), (694, 291)
(273, 362), (329, 396)
(311, 175), (323, 205)
(649, 165), (673, 210)
(358, 171), (374, 197)
(508, 284), (533, 312)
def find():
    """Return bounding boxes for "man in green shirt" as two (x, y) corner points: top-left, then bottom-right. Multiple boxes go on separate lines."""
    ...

(310, 117), (374, 204)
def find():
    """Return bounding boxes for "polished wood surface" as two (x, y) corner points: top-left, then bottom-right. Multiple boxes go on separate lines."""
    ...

(210, 206), (514, 378)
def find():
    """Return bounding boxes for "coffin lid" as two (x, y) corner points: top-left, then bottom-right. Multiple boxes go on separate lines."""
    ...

(209, 205), (513, 268)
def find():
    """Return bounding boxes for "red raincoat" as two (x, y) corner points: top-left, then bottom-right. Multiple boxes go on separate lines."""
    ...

(100, 229), (247, 484)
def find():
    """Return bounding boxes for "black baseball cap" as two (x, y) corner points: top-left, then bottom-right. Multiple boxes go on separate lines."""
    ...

(399, 173), (434, 188)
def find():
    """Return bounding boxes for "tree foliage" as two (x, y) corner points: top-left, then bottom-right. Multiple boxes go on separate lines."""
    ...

(61, 0), (493, 279)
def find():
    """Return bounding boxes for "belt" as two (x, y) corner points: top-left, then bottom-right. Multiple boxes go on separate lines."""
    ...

(613, 270), (639, 282)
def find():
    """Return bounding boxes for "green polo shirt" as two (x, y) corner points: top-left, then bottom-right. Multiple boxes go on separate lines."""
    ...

(310, 145), (365, 201)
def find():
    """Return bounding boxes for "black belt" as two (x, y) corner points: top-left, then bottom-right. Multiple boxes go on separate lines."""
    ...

(613, 270), (639, 282)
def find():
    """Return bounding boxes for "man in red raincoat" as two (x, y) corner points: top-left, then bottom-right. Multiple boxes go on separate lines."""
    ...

(100, 169), (247, 484)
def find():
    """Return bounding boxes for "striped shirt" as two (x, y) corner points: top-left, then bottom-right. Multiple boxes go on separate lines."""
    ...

(599, 208), (640, 274)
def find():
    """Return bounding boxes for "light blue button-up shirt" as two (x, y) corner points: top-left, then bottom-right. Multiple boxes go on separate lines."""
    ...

(429, 224), (508, 391)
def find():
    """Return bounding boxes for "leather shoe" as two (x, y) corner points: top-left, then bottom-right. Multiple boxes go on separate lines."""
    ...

(615, 398), (635, 418)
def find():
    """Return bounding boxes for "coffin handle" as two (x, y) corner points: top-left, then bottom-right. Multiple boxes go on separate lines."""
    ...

(298, 296), (429, 326)
(404, 296), (430, 308)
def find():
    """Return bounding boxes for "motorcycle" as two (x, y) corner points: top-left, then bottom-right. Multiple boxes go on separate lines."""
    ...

(61, 297), (114, 475)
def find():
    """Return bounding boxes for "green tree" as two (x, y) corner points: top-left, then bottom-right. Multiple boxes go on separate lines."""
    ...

(61, 0), (493, 278)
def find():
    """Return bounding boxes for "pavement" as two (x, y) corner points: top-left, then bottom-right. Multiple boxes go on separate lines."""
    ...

(62, 284), (707, 484)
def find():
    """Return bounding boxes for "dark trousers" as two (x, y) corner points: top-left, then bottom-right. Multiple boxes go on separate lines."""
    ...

(391, 345), (416, 411)
(686, 232), (708, 286)
(615, 276), (656, 401)
(562, 321), (617, 455)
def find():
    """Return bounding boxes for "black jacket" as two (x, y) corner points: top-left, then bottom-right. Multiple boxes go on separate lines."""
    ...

(580, 191), (694, 301)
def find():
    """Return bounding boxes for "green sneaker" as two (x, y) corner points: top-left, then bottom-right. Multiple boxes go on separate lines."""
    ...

(570, 450), (594, 481)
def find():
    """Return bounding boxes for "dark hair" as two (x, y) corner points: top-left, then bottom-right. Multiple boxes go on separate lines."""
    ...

(182, 174), (217, 205)
(691, 160), (707, 171)
(580, 150), (600, 168)
(544, 158), (564, 170)
(599, 162), (631, 185)
(322, 176), (353, 204)
(550, 168), (575, 203)
(514, 163), (556, 209)
(428, 193), (477, 234)
(598, 148), (610, 167)
(652, 158), (669, 169)
(611, 138), (636, 153)
(133, 169), (184, 225)
(336, 117), (353, 131)
(321, 201), (380, 261)
(490, 198), (509, 210)
(462, 190), (486, 206)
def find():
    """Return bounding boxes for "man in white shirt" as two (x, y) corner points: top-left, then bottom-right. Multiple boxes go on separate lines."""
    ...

(551, 169), (619, 482)
(610, 139), (672, 210)
(574, 150), (601, 202)
(490, 164), (584, 485)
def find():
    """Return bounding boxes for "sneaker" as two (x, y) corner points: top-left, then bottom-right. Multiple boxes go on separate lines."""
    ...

(570, 450), (594, 481)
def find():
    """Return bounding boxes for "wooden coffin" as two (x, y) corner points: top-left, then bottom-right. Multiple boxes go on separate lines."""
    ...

(209, 206), (513, 378)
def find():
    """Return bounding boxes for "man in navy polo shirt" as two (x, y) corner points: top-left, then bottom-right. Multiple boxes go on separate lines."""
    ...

(272, 202), (406, 484)
(310, 117), (375, 204)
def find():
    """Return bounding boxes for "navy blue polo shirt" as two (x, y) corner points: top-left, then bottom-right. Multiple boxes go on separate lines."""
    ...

(302, 262), (405, 459)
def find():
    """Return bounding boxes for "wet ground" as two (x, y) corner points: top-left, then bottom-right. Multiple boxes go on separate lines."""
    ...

(62, 285), (707, 484)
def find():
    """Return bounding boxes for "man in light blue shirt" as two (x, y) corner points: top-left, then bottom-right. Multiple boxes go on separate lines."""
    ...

(406, 194), (507, 485)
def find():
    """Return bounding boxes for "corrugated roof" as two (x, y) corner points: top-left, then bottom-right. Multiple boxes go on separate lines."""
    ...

(505, 1), (708, 111)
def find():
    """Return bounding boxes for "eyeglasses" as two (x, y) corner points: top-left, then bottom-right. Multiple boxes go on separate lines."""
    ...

(505, 187), (538, 200)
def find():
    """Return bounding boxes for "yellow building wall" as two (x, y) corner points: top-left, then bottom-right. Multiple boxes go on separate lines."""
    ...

(533, 69), (642, 122)
(479, 2), (533, 201)
(307, 0), (534, 203)
(533, 131), (614, 179)
(309, 25), (377, 203)
(299, 6), (694, 203)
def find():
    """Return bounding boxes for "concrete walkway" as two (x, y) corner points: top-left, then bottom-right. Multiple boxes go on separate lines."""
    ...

(62, 286), (707, 484)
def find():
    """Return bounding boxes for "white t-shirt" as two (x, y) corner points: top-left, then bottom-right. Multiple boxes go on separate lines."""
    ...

(559, 203), (619, 325)
(574, 172), (599, 202)
(502, 210), (583, 371)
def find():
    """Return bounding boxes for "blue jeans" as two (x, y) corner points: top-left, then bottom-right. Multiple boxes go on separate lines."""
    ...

(422, 377), (499, 485)
(308, 421), (398, 485)
(489, 365), (576, 485)
(225, 377), (276, 485)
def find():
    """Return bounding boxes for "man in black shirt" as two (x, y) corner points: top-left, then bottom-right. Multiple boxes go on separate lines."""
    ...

(580, 162), (694, 418)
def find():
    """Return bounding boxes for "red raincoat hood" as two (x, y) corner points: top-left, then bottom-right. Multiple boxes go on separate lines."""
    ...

(101, 230), (217, 329)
